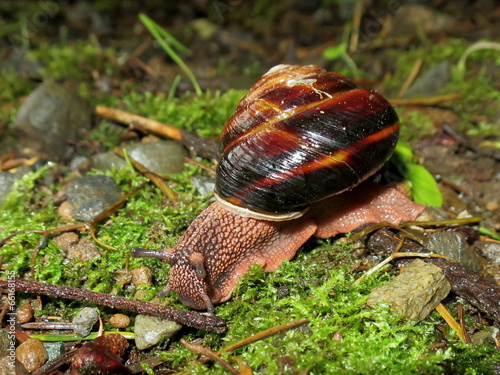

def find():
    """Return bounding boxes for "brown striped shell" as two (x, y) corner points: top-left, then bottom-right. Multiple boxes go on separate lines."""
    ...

(214, 64), (400, 220)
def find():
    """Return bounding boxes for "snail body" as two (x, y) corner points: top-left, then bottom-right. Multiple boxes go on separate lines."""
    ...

(132, 65), (425, 311)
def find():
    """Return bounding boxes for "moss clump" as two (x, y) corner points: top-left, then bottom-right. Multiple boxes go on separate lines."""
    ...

(121, 89), (246, 137)
(166, 254), (453, 374)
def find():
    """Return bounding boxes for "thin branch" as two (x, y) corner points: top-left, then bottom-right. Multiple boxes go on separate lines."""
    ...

(95, 105), (182, 141)
(0, 279), (227, 333)
(181, 339), (239, 375)
(390, 93), (461, 106)
(348, 0), (364, 54)
(199, 318), (309, 365)
(396, 57), (423, 99)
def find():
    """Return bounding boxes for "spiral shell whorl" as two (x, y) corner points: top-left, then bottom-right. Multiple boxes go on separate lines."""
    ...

(215, 64), (399, 218)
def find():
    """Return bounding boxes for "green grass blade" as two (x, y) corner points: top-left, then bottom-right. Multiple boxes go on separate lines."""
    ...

(139, 13), (202, 96)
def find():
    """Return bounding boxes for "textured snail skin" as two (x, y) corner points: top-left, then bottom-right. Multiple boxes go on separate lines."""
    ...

(132, 65), (425, 311)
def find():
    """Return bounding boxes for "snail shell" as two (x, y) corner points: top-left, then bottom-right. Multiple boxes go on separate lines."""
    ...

(215, 64), (400, 220)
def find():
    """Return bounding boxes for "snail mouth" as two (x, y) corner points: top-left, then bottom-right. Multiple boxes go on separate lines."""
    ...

(178, 290), (214, 312)
(169, 266), (215, 312)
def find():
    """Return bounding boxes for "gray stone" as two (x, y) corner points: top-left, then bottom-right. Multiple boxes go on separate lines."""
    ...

(91, 141), (188, 175)
(43, 342), (65, 362)
(192, 176), (216, 196)
(72, 307), (99, 337)
(91, 151), (127, 171)
(12, 82), (91, 162)
(404, 61), (450, 99)
(64, 175), (121, 221)
(134, 315), (182, 350)
(126, 141), (187, 175)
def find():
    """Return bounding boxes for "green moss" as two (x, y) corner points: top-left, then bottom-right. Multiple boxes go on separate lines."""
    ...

(399, 110), (436, 142)
(28, 39), (119, 82)
(0, 67), (37, 105)
(164, 254), (453, 374)
(121, 89), (246, 137)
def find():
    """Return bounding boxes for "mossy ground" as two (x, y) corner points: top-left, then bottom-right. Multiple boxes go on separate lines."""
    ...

(1, 5), (500, 373)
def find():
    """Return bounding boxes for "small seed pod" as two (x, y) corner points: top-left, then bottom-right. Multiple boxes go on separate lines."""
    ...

(215, 64), (399, 220)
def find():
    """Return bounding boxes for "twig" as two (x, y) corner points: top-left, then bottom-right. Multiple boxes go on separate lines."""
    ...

(457, 303), (472, 343)
(347, 221), (426, 245)
(181, 338), (239, 375)
(400, 216), (484, 227)
(443, 123), (500, 161)
(114, 148), (178, 201)
(95, 105), (220, 160)
(348, 0), (364, 54)
(128, 36), (153, 61)
(396, 58), (423, 99)
(390, 93), (461, 106)
(199, 318), (309, 365)
(221, 318), (309, 353)
(435, 303), (467, 343)
(184, 156), (216, 175)
(31, 349), (77, 375)
(95, 105), (182, 140)
(353, 251), (454, 285)
(0, 279), (227, 333)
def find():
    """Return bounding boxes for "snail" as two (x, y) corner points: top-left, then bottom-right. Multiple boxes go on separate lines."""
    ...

(132, 64), (425, 312)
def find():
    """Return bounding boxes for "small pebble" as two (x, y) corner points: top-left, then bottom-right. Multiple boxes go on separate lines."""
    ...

(134, 315), (182, 350)
(0, 328), (12, 357)
(332, 331), (343, 342)
(15, 338), (48, 372)
(126, 140), (187, 175)
(475, 240), (500, 266)
(16, 303), (33, 324)
(191, 176), (216, 196)
(43, 342), (65, 362)
(114, 269), (133, 287)
(66, 237), (102, 262)
(73, 307), (99, 337)
(53, 232), (79, 248)
(109, 314), (130, 329)
(57, 200), (74, 221)
(131, 266), (152, 287)
(53, 233), (101, 262)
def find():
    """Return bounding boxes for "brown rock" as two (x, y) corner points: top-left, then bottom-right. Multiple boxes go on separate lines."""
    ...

(131, 266), (152, 287)
(109, 314), (131, 329)
(15, 338), (48, 372)
(16, 303), (33, 324)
